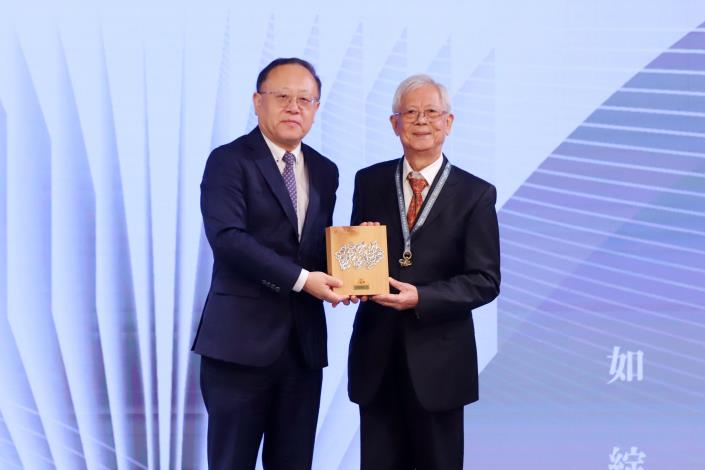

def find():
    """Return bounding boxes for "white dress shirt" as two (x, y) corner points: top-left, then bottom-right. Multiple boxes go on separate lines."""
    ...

(262, 134), (310, 292)
(402, 154), (444, 212)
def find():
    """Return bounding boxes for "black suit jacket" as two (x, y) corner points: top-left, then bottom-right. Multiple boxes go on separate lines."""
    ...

(348, 157), (500, 411)
(192, 127), (338, 370)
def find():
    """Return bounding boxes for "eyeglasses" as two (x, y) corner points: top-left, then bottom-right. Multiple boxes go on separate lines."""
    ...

(393, 108), (447, 122)
(258, 91), (320, 109)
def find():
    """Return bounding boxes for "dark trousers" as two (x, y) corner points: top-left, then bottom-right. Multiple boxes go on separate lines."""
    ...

(200, 335), (322, 470)
(359, 339), (464, 470)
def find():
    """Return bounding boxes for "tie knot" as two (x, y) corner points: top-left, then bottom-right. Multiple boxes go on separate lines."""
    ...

(407, 173), (428, 195)
(283, 152), (296, 166)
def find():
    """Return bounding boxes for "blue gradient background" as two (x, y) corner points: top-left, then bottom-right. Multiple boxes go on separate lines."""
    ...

(0, 1), (703, 468)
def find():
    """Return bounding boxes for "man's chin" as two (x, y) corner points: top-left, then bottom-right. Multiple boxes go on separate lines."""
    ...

(277, 136), (304, 148)
(279, 131), (305, 145)
(408, 145), (436, 154)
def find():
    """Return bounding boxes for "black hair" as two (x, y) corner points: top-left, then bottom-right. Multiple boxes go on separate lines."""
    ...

(256, 57), (322, 97)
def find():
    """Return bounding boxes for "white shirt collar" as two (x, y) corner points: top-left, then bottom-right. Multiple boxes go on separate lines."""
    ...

(261, 133), (303, 163)
(403, 154), (444, 185)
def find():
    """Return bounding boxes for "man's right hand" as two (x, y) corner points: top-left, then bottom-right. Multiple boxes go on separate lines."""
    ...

(303, 271), (347, 304)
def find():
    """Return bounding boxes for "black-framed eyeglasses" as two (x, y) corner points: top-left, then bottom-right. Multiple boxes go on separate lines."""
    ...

(393, 108), (447, 122)
(258, 91), (320, 109)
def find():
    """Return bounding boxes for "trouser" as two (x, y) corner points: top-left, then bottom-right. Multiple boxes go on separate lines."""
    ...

(200, 335), (322, 470)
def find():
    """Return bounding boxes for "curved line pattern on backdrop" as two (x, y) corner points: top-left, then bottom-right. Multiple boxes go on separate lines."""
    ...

(0, 10), (703, 470)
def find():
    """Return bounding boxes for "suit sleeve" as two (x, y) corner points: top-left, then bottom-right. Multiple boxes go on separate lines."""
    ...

(329, 165), (340, 227)
(350, 170), (363, 226)
(415, 184), (501, 319)
(200, 148), (302, 293)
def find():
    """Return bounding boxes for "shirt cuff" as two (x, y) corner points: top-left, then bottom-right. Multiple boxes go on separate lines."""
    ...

(292, 269), (309, 292)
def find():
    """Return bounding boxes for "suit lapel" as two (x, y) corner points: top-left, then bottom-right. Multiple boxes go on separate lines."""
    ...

(248, 128), (299, 232)
(385, 162), (404, 242)
(299, 147), (321, 247)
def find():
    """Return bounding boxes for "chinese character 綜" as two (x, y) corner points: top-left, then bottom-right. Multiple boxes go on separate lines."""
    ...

(608, 346), (644, 384)
(609, 446), (646, 470)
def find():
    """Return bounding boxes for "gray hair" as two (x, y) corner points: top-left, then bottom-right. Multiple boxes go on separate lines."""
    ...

(392, 74), (452, 113)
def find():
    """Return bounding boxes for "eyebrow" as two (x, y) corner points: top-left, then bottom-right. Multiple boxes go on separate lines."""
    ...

(270, 86), (315, 92)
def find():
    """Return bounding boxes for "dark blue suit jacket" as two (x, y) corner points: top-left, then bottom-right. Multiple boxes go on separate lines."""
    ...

(192, 127), (338, 370)
(348, 157), (500, 411)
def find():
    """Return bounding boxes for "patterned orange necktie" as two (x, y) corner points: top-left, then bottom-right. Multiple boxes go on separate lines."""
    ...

(406, 173), (428, 229)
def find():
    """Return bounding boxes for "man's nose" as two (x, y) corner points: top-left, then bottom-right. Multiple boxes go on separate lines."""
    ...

(414, 113), (429, 124)
(284, 97), (301, 113)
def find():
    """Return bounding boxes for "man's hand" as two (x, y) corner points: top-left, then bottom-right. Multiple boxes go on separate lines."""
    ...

(371, 277), (419, 311)
(332, 295), (360, 308)
(303, 271), (347, 304)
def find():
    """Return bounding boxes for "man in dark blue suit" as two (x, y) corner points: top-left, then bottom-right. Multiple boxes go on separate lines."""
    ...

(348, 75), (501, 470)
(193, 58), (346, 470)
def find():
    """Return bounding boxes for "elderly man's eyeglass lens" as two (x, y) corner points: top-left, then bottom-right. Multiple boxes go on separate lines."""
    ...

(395, 108), (447, 122)
(259, 91), (319, 109)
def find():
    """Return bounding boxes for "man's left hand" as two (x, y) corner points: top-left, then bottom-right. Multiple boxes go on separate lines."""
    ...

(371, 277), (418, 311)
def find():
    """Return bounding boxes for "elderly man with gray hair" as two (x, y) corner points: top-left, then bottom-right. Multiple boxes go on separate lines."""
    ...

(347, 74), (501, 469)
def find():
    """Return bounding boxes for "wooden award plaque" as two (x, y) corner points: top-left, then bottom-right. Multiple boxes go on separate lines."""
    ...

(325, 225), (390, 295)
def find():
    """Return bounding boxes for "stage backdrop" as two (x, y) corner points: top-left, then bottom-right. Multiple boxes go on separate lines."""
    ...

(0, 0), (704, 468)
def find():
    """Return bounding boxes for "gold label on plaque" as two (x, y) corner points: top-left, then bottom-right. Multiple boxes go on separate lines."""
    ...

(353, 278), (370, 291)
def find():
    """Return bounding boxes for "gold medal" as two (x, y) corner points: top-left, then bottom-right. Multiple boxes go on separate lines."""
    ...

(399, 251), (412, 267)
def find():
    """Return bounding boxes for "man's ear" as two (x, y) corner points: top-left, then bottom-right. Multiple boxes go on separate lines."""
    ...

(389, 114), (400, 136)
(252, 92), (261, 116)
(445, 112), (454, 135)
